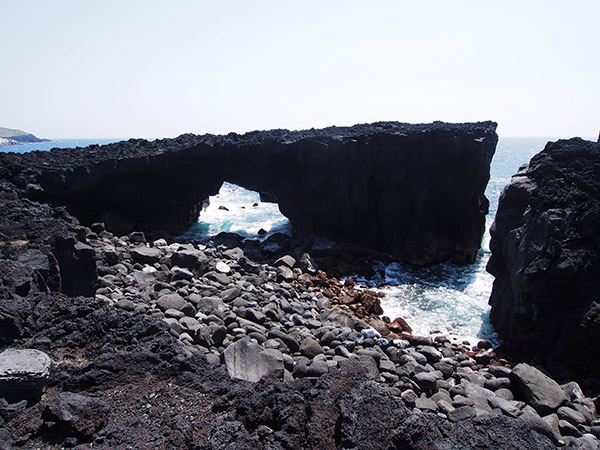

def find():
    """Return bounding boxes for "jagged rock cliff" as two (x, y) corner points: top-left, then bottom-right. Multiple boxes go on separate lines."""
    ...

(487, 138), (600, 378)
(0, 121), (498, 266)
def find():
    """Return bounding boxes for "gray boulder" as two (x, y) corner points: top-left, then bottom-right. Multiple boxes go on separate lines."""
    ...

(447, 405), (477, 422)
(274, 255), (296, 269)
(131, 246), (162, 264)
(267, 330), (300, 353)
(320, 308), (368, 330)
(196, 325), (228, 348)
(276, 266), (294, 282)
(298, 253), (318, 274)
(192, 296), (225, 316)
(511, 363), (569, 416)
(299, 337), (324, 359)
(413, 372), (438, 392)
(488, 396), (521, 418)
(171, 266), (194, 281)
(224, 337), (284, 382)
(293, 356), (329, 378)
(170, 249), (208, 273)
(156, 293), (187, 311)
(0, 348), (51, 402)
(418, 346), (443, 364)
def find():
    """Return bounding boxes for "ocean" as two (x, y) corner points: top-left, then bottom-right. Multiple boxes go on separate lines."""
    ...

(0, 138), (122, 153)
(0, 136), (574, 345)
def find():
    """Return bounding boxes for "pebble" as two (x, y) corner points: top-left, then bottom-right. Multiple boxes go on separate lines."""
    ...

(216, 261), (231, 274)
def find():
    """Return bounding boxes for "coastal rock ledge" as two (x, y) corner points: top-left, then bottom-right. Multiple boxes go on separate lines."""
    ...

(0, 121), (498, 266)
(488, 138), (600, 378)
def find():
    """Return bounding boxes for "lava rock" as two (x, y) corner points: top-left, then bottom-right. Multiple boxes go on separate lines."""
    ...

(510, 363), (569, 416)
(487, 138), (600, 375)
(0, 348), (51, 402)
(299, 337), (324, 359)
(170, 249), (208, 273)
(131, 246), (162, 264)
(223, 337), (284, 382)
(42, 392), (110, 442)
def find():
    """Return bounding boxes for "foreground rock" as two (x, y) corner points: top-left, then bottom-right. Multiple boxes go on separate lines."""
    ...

(0, 349), (51, 402)
(0, 121), (498, 265)
(487, 138), (600, 378)
(511, 363), (569, 416)
(224, 337), (284, 382)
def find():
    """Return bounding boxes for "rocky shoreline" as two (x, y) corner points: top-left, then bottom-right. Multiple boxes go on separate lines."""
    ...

(1, 125), (599, 448)
(1, 212), (599, 447)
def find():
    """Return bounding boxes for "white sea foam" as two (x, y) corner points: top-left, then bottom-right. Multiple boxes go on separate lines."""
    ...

(177, 182), (292, 241)
(373, 255), (499, 347)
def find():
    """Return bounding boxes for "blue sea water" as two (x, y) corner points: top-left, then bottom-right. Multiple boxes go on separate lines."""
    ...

(1, 135), (575, 344)
(0, 138), (122, 153)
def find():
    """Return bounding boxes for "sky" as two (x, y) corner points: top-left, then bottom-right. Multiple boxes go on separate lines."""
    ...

(1, 1), (598, 139)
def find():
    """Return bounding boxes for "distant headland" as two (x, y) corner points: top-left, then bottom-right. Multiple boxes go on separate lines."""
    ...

(0, 126), (48, 146)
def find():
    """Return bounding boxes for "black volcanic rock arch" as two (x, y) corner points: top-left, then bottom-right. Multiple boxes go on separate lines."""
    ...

(0, 121), (498, 266)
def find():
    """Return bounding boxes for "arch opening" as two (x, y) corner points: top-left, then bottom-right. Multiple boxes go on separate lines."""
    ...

(178, 182), (292, 242)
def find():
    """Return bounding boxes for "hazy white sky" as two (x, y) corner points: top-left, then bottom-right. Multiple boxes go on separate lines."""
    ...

(1, 1), (598, 139)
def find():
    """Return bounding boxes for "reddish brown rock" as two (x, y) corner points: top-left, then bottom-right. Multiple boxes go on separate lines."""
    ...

(355, 291), (384, 316)
(390, 316), (413, 334)
(367, 318), (390, 336)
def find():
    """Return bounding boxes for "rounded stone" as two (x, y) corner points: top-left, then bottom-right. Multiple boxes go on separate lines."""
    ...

(216, 261), (231, 274)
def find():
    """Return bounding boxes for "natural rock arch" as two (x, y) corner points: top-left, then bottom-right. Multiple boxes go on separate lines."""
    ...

(0, 121), (497, 266)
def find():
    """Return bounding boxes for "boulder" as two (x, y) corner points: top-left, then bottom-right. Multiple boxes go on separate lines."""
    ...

(171, 266), (193, 281)
(557, 406), (587, 426)
(131, 246), (162, 264)
(293, 356), (329, 378)
(447, 405), (477, 422)
(413, 372), (438, 392)
(215, 261), (231, 274)
(192, 296), (225, 316)
(170, 249), (208, 273)
(196, 325), (227, 348)
(0, 348), (51, 402)
(276, 266), (294, 282)
(298, 253), (318, 274)
(223, 337), (284, 382)
(299, 337), (324, 359)
(155, 293), (187, 311)
(320, 308), (368, 331)
(510, 363), (569, 416)
(274, 255), (296, 269)
(418, 346), (443, 364)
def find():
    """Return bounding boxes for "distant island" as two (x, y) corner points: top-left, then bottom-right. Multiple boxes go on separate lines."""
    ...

(0, 126), (49, 146)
